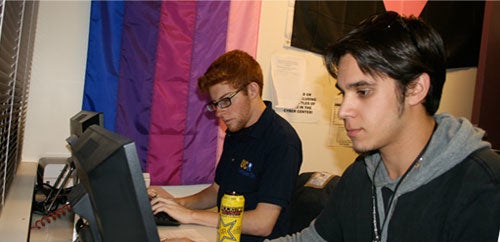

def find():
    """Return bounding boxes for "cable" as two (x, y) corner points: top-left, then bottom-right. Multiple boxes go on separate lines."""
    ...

(30, 203), (72, 230)
(32, 182), (73, 215)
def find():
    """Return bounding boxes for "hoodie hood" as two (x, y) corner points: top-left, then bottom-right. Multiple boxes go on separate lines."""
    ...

(364, 113), (491, 241)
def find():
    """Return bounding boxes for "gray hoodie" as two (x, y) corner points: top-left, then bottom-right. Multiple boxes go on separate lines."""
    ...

(266, 113), (490, 242)
(365, 113), (490, 242)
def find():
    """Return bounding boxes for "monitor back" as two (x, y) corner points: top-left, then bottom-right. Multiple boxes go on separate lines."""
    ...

(72, 125), (160, 242)
(70, 110), (104, 137)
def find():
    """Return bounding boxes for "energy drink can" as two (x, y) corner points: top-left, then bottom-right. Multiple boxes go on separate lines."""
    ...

(218, 192), (245, 242)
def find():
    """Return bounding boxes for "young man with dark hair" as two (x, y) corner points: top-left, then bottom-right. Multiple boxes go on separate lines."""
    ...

(267, 11), (500, 242)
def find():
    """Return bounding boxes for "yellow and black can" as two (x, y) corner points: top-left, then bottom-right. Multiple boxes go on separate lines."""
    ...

(218, 192), (245, 242)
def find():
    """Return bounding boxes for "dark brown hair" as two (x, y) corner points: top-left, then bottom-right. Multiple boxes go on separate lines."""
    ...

(325, 11), (446, 115)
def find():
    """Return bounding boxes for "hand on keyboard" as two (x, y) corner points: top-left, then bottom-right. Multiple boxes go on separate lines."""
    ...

(154, 211), (180, 226)
(148, 188), (183, 226)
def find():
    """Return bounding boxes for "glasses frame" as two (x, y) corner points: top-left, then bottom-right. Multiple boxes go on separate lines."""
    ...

(206, 85), (247, 112)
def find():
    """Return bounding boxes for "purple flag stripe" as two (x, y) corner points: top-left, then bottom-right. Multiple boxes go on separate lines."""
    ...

(115, 1), (162, 171)
(180, 1), (230, 184)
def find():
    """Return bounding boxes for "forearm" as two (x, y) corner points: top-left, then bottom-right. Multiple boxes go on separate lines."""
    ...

(240, 203), (281, 237)
(184, 209), (219, 227)
(176, 195), (215, 210)
(176, 183), (218, 210)
(264, 221), (327, 242)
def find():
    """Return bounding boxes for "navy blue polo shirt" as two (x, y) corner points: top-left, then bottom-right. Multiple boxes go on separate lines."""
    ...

(215, 101), (302, 242)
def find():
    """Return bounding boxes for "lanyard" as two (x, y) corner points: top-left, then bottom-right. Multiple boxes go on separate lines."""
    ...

(371, 154), (420, 241)
(371, 126), (434, 242)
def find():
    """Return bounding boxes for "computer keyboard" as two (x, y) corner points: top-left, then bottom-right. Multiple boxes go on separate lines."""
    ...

(154, 212), (180, 226)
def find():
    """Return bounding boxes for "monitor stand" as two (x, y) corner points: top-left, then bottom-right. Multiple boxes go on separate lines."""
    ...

(68, 183), (101, 242)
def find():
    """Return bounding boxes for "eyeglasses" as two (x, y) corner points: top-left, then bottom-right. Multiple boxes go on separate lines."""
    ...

(206, 85), (247, 112)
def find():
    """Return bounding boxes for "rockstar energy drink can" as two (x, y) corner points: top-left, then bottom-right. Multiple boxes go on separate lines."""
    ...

(218, 192), (245, 242)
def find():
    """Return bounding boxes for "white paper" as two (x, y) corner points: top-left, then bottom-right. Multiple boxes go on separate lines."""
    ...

(329, 97), (352, 147)
(279, 90), (319, 123)
(271, 54), (306, 109)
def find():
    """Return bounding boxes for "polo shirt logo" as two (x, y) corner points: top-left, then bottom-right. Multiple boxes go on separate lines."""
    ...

(240, 159), (253, 172)
(239, 159), (256, 178)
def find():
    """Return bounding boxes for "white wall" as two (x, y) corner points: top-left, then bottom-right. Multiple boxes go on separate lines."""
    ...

(23, 1), (477, 177)
(23, 1), (90, 162)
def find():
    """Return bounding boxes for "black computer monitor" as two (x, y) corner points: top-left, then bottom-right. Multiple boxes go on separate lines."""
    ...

(71, 125), (160, 242)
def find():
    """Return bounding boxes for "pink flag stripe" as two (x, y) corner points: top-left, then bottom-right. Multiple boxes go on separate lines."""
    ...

(215, 0), (262, 162)
(226, 0), (261, 56)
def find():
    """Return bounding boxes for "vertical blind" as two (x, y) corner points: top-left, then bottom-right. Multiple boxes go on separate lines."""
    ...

(0, 0), (38, 213)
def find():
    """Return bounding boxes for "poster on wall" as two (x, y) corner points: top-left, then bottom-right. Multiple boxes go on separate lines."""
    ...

(271, 53), (305, 108)
(281, 91), (319, 123)
(329, 97), (352, 147)
(271, 53), (319, 123)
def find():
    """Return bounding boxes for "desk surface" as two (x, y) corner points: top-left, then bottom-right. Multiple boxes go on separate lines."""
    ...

(158, 184), (217, 242)
(0, 162), (38, 242)
(161, 184), (211, 197)
(29, 184), (216, 242)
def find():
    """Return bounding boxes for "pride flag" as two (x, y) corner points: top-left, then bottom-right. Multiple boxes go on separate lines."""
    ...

(82, 1), (261, 185)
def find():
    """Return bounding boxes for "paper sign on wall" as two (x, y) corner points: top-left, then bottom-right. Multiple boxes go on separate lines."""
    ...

(271, 54), (305, 109)
(281, 91), (319, 123)
(329, 97), (352, 147)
